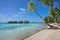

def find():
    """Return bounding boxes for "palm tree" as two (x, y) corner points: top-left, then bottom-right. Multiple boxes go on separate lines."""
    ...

(39, 0), (59, 23)
(54, 7), (60, 23)
(45, 16), (54, 23)
(28, 0), (44, 20)
(38, 0), (54, 7)
(38, 0), (55, 15)
(37, 0), (60, 27)
(28, 0), (54, 28)
(49, 10), (55, 18)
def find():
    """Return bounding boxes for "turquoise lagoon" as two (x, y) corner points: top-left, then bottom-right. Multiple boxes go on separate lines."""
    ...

(0, 23), (47, 40)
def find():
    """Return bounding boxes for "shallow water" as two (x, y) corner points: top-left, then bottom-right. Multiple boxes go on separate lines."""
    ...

(0, 23), (47, 40)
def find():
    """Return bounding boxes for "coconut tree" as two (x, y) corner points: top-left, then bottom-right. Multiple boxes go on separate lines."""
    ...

(45, 16), (54, 23)
(37, 0), (55, 18)
(37, 0), (54, 8)
(28, 0), (54, 28)
(38, 0), (58, 23)
(49, 10), (55, 18)
(54, 1), (60, 22)
(54, 0), (60, 23)
(28, 0), (44, 20)
(54, 7), (60, 23)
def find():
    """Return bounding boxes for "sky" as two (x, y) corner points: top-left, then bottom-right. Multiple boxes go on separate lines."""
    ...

(0, 0), (50, 22)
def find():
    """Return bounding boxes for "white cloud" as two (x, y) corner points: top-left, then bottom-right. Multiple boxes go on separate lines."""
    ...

(19, 8), (27, 14)
(20, 8), (26, 11)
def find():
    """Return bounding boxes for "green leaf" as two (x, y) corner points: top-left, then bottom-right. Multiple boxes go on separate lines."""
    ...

(28, 1), (35, 12)
(49, 10), (55, 17)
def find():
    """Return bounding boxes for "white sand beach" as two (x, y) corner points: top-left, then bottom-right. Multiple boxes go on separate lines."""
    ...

(24, 28), (60, 40)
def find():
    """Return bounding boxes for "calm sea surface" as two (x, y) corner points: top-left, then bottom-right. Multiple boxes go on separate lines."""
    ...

(0, 23), (47, 40)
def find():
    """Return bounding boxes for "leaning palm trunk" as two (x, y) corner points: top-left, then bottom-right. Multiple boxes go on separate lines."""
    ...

(34, 10), (54, 28)
(28, 0), (55, 28)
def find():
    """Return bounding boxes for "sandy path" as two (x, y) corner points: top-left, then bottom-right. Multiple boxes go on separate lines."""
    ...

(24, 29), (60, 40)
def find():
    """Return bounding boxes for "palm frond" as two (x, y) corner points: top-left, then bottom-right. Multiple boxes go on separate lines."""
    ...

(28, 1), (36, 12)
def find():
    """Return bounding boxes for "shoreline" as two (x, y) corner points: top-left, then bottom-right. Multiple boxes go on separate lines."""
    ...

(21, 28), (46, 40)
(24, 28), (60, 40)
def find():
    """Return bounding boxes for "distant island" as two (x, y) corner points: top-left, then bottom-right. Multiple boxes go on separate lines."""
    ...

(7, 20), (29, 23)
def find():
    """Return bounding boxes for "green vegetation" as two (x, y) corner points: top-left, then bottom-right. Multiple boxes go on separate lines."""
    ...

(27, 0), (60, 28)
(24, 21), (29, 23)
(44, 16), (54, 23)
(7, 20), (29, 23)
(8, 21), (17, 23)
(18, 21), (23, 23)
